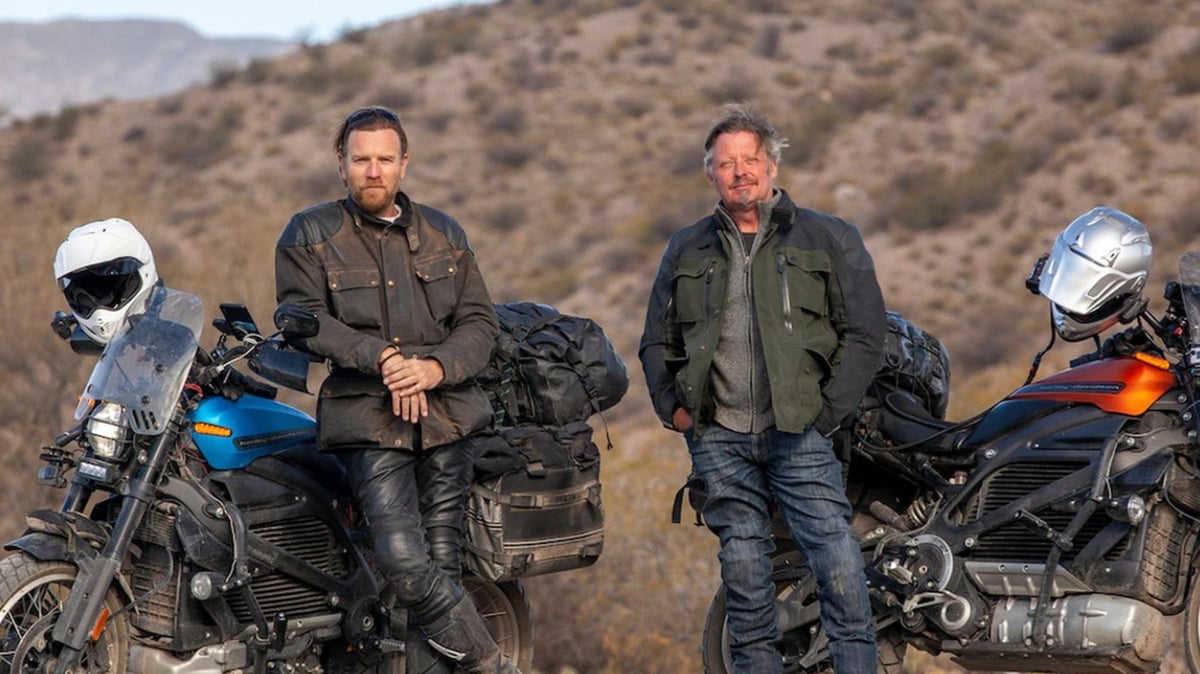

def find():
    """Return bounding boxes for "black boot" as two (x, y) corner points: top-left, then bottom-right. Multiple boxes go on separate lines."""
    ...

(405, 628), (456, 674)
(422, 594), (521, 674)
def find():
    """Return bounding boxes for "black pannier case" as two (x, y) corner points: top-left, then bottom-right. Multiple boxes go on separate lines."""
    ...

(465, 422), (604, 582)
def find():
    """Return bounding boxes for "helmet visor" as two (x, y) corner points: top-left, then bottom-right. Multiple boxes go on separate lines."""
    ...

(58, 257), (144, 318)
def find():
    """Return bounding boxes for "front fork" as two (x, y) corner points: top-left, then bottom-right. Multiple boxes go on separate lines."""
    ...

(51, 411), (180, 674)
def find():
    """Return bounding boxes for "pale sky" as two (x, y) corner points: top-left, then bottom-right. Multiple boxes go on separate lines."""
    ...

(0, 1), (493, 42)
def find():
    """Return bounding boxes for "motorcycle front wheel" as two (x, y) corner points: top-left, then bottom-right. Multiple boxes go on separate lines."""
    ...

(464, 577), (534, 672)
(1181, 566), (1200, 673)
(701, 550), (904, 674)
(0, 553), (131, 674)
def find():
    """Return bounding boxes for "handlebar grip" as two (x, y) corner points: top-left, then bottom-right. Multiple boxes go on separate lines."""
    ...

(242, 377), (278, 400)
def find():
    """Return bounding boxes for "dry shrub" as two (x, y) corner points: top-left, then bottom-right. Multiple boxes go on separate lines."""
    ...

(159, 105), (244, 170)
(1100, 7), (1162, 53)
(756, 23), (784, 59)
(485, 142), (533, 169)
(482, 202), (526, 233)
(294, 56), (375, 98)
(208, 60), (241, 89)
(701, 70), (758, 105)
(6, 133), (53, 184)
(486, 106), (528, 135)
(1167, 40), (1200, 95)
(1051, 63), (1106, 104)
(777, 98), (844, 165)
(372, 85), (421, 113)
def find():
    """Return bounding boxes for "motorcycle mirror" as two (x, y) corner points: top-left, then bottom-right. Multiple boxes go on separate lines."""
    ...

(1178, 252), (1200, 365)
(67, 325), (104, 356)
(1025, 253), (1049, 296)
(51, 311), (76, 341)
(274, 304), (319, 340)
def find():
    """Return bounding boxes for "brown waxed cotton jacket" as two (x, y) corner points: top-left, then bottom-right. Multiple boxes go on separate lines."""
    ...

(275, 192), (499, 451)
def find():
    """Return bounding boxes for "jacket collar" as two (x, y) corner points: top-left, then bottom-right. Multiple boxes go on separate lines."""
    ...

(714, 189), (789, 237)
(345, 190), (415, 229)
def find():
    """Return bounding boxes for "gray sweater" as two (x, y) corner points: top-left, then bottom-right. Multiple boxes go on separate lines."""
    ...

(710, 195), (779, 434)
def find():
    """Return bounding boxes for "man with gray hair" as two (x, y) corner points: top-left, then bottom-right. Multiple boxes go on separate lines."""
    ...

(639, 102), (885, 673)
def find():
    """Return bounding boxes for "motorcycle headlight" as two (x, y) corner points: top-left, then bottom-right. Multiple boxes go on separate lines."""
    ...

(1106, 495), (1147, 526)
(85, 402), (130, 460)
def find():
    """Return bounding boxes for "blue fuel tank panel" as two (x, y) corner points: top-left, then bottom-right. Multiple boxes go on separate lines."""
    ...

(188, 395), (317, 470)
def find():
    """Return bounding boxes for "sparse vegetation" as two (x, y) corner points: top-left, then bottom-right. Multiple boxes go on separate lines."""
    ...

(485, 141), (533, 169)
(1167, 39), (1200, 95)
(5, 133), (53, 183)
(1100, 7), (1162, 54)
(3, 2), (1200, 672)
(159, 104), (244, 169)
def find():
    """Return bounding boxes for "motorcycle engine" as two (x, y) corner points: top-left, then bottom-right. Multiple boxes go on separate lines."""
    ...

(880, 534), (985, 636)
(882, 534), (953, 593)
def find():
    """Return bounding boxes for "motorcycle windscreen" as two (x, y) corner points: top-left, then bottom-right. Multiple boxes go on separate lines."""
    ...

(75, 287), (205, 434)
(1179, 251), (1200, 348)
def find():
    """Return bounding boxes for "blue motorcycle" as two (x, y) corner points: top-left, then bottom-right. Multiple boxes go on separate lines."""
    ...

(1, 287), (532, 673)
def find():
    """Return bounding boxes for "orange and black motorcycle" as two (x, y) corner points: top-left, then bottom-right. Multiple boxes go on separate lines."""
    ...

(697, 229), (1200, 673)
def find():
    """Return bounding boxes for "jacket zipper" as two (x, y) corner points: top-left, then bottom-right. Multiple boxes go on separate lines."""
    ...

(746, 249), (758, 430)
(377, 224), (394, 347)
(778, 253), (793, 336)
(705, 262), (715, 316)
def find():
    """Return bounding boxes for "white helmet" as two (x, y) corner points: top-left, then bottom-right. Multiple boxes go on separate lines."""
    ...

(1038, 206), (1151, 342)
(53, 218), (159, 345)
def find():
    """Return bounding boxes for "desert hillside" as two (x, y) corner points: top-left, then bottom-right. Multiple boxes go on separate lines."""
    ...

(1, 1), (1200, 671)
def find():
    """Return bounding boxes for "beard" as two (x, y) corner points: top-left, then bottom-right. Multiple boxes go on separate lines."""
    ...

(352, 184), (397, 216)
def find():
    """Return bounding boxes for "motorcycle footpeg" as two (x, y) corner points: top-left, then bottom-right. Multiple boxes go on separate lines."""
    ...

(376, 637), (406, 654)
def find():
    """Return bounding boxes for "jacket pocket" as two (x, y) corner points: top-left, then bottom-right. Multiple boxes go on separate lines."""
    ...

(780, 249), (831, 316)
(420, 382), (494, 449)
(327, 268), (383, 329)
(671, 259), (714, 324)
(414, 251), (460, 323)
(316, 376), (391, 450)
(779, 249), (837, 351)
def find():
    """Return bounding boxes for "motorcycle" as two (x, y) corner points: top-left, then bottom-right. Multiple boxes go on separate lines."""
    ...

(0, 286), (533, 673)
(698, 251), (1200, 674)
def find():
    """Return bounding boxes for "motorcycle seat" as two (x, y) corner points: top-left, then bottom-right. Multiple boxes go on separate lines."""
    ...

(276, 445), (350, 493)
(875, 390), (963, 452)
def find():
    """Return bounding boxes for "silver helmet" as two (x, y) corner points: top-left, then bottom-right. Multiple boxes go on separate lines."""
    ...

(1038, 206), (1151, 341)
(53, 218), (159, 345)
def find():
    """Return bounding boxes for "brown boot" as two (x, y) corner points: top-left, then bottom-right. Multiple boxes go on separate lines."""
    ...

(422, 594), (521, 674)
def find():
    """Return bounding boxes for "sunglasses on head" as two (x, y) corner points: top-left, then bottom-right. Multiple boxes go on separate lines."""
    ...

(345, 106), (400, 127)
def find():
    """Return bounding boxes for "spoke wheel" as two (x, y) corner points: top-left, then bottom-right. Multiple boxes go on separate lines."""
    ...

(0, 555), (129, 674)
(702, 550), (904, 674)
(464, 577), (533, 672)
(1183, 567), (1200, 674)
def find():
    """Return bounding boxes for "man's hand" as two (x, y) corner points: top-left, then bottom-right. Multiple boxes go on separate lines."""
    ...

(381, 356), (445, 421)
(394, 391), (428, 422)
(672, 407), (694, 432)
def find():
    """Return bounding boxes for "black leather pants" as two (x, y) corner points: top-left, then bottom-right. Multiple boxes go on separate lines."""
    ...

(342, 437), (476, 625)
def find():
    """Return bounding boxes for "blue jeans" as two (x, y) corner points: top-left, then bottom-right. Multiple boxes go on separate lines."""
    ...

(687, 424), (877, 674)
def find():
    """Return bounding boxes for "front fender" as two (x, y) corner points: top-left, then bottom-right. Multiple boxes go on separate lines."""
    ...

(4, 509), (138, 603)
(4, 531), (80, 562)
(3, 509), (109, 562)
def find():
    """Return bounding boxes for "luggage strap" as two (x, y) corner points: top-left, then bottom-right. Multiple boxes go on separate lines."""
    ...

(473, 480), (601, 509)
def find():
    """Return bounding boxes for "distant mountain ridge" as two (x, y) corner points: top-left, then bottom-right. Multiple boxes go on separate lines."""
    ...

(0, 19), (296, 120)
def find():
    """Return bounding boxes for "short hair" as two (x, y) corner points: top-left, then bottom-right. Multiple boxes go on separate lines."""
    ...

(333, 106), (408, 157)
(702, 102), (788, 172)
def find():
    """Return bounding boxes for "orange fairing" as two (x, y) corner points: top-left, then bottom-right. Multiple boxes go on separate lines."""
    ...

(1009, 357), (1176, 416)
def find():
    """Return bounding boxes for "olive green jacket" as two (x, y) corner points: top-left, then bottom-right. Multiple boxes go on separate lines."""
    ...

(639, 190), (885, 436)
